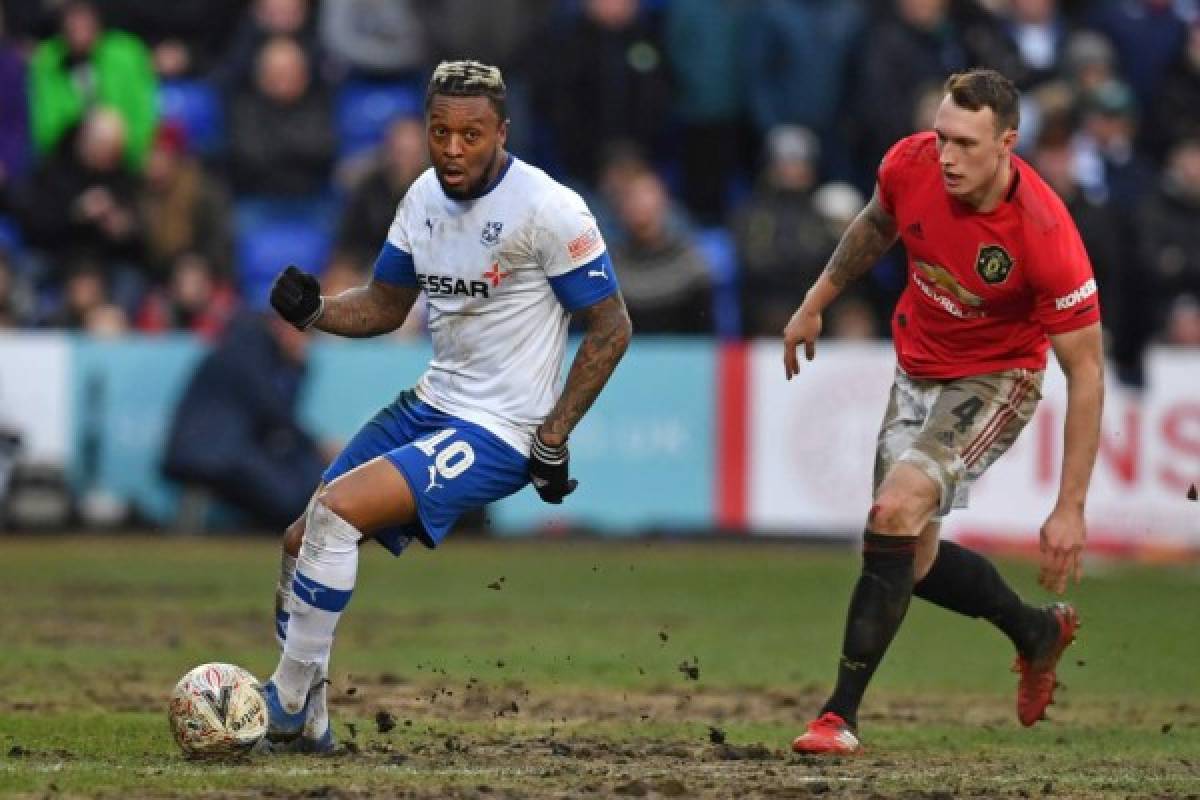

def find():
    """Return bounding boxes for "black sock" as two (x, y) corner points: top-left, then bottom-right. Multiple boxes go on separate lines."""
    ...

(913, 540), (1052, 657)
(821, 531), (916, 729)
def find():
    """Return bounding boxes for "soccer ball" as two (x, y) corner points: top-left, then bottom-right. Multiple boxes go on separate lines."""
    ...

(168, 663), (268, 758)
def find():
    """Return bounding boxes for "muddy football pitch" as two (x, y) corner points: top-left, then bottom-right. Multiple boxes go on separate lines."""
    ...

(0, 535), (1196, 798)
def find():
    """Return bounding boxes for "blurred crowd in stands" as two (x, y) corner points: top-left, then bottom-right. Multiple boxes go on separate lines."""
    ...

(0, 0), (1198, 388)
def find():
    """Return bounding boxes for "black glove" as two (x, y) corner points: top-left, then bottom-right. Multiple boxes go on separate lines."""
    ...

(528, 429), (578, 504)
(270, 265), (323, 330)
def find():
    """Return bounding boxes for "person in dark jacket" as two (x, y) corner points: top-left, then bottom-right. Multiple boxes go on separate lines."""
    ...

(1148, 21), (1200, 161)
(14, 107), (145, 307)
(530, 0), (671, 184)
(610, 168), (712, 334)
(228, 36), (335, 197)
(330, 116), (426, 275)
(1138, 137), (1200, 344)
(162, 311), (325, 528)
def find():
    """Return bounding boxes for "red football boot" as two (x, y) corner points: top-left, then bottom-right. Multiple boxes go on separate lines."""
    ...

(1013, 602), (1080, 727)
(791, 712), (861, 755)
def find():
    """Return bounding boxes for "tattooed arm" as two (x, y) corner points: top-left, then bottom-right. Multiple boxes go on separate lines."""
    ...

(314, 280), (420, 338)
(537, 292), (633, 446)
(782, 185), (898, 377)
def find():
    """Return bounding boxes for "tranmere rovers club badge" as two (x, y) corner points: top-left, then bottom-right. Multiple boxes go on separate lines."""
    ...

(976, 244), (1014, 284)
(481, 221), (503, 246)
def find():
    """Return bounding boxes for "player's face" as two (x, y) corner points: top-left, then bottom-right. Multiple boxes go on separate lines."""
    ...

(427, 95), (508, 200)
(933, 95), (1016, 205)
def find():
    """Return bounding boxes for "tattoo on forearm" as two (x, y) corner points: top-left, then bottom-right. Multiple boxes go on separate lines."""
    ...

(824, 197), (898, 290)
(540, 294), (632, 441)
(316, 284), (416, 338)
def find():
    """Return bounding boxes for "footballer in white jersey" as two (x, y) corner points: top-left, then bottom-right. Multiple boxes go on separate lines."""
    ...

(381, 155), (617, 456)
(260, 61), (632, 753)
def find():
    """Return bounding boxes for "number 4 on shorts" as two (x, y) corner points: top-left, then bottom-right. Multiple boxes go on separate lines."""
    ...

(950, 396), (984, 434)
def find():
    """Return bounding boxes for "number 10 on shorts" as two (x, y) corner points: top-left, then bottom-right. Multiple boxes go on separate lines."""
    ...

(415, 428), (475, 481)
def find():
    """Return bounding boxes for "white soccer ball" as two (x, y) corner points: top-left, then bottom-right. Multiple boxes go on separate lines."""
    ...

(168, 663), (268, 758)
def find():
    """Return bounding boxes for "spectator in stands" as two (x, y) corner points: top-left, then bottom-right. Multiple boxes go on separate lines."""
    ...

(330, 116), (425, 277)
(1138, 137), (1200, 344)
(1062, 29), (1118, 96)
(218, 0), (322, 91)
(590, 142), (651, 243)
(162, 311), (327, 529)
(320, 0), (427, 81)
(849, 0), (1021, 176)
(826, 295), (879, 340)
(96, 0), (245, 79)
(850, 0), (968, 174)
(45, 257), (129, 334)
(1031, 120), (1143, 384)
(734, 126), (837, 337)
(422, 0), (551, 73)
(16, 108), (144, 305)
(530, 0), (671, 183)
(1164, 294), (1200, 346)
(999, 0), (1073, 89)
(1086, 0), (1190, 117)
(1149, 21), (1200, 161)
(137, 122), (232, 284)
(228, 36), (335, 197)
(0, 0), (53, 43)
(665, 0), (749, 224)
(0, 246), (32, 328)
(743, 0), (864, 182)
(590, 142), (693, 250)
(135, 252), (236, 339)
(611, 169), (713, 334)
(1073, 79), (1155, 213)
(29, 0), (156, 170)
(0, 7), (29, 186)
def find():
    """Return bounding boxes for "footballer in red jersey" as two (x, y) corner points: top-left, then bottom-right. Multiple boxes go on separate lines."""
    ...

(879, 130), (1100, 379)
(782, 69), (1102, 756)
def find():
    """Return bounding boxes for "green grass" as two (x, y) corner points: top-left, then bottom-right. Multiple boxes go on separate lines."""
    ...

(0, 535), (1197, 798)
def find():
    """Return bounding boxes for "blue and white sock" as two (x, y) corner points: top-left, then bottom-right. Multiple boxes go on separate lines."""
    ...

(271, 501), (361, 713)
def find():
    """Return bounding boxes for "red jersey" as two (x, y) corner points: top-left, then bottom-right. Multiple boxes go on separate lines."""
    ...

(877, 131), (1100, 379)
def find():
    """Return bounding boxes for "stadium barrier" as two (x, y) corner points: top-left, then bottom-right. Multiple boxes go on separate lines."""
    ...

(0, 333), (1195, 553)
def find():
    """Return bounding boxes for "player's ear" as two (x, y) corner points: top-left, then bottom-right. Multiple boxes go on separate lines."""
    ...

(497, 118), (509, 148)
(1001, 127), (1018, 154)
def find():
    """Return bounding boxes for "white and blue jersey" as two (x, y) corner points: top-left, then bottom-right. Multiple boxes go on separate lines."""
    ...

(322, 156), (619, 552)
(373, 156), (618, 455)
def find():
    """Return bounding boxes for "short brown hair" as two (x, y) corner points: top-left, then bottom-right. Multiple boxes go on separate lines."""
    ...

(944, 68), (1020, 133)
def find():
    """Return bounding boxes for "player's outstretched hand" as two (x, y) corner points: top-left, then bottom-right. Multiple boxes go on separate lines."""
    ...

(782, 305), (822, 380)
(1038, 505), (1085, 594)
(529, 429), (578, 504)
(270, 265), (324, 331)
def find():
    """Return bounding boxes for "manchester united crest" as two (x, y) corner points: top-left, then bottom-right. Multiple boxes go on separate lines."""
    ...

(975, 244), (1014, 285)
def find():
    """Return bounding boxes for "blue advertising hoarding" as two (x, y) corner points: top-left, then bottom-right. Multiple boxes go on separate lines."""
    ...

(65, 335), (717, 532)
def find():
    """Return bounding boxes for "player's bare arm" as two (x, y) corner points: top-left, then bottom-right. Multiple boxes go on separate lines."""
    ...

(313, 280), (419, 338)
(538, 292), (633, 446)
(783, 186), (898, 377)
(1040, 322), (1104, 594)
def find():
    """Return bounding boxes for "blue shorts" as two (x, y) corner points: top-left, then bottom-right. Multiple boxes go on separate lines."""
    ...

(322, 390), (530, 554)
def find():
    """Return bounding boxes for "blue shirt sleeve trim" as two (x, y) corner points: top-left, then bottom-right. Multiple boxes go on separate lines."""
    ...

(548, 252), (619, 312)
(372, 242), (417, 287)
